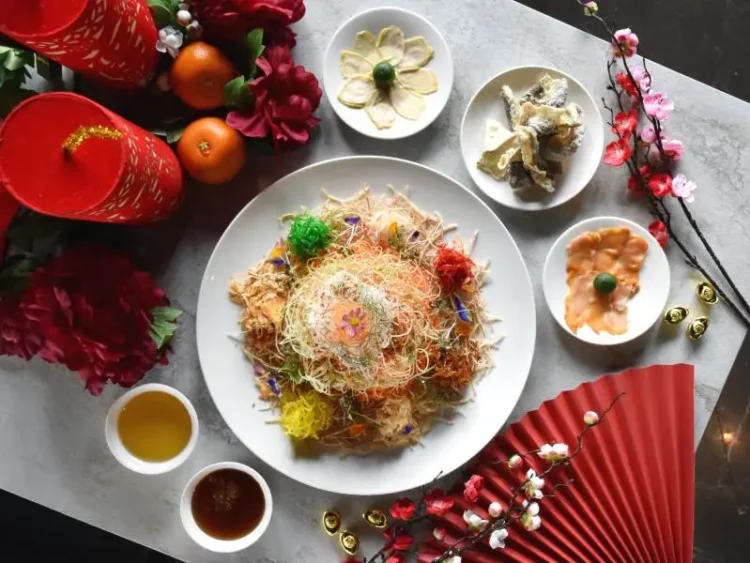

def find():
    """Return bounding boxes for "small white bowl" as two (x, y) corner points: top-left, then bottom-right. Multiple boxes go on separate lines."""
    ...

(460, 65), (604, 211)
(543, 216), (671, 345)
(105, 383), (199, 475)
(180, 462), (273, 553)
(323, 6), (453, 140)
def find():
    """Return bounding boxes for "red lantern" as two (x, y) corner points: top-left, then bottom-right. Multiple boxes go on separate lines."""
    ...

(0, 92), (183, 226)
(0, 0), (159, 90)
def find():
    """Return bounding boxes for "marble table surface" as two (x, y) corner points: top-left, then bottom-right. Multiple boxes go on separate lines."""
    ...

(2, 0), (750, 561)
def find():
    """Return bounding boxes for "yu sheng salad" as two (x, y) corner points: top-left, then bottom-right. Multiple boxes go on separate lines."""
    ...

(230, 188), (499, 453)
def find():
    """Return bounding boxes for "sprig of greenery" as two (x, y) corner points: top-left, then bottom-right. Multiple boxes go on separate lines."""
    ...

(149, 306), (182, 349)
(223, 29), (265, 110)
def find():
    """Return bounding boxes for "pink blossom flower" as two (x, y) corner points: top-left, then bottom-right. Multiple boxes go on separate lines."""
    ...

(613, 28), (639, 57)
(661, 138), (684, 161)
(640, 126), (657, 143)
(424, 489), (454, 516)
(648, 220), (668, 247)
(671, 174), (697, 203)
(612, 109), (638, 138)
(630, 64), (651, 92)
(643, 92), (674, 120)
(432, 527), (447, 541)
(627, 165), (651, 195)
(389, 498), (416, 520)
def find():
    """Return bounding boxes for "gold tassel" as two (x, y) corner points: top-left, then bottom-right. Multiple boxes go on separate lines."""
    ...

(62, 125), (123, 155)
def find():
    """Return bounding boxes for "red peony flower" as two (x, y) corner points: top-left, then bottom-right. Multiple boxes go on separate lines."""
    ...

(627, 165), (651, 195)
(612, 109), (638, 138)
(648, 220), (668, 247)
(19, 247), (171, 395)
(603, 138), (633, 166)
(227, 46), (321, 152)
(424, 489), (454, 516)
(192, 0), (304, 46)
(434, 245), (475, 294)
(616, 71), (639, 99)
(647, 173), (673, 197)
(389, 498), (416, 521)
(0, 296), (42, 360)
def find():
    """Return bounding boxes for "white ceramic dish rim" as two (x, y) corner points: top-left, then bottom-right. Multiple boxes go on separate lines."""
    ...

(104, 383), (199, 474)
(459, 64), (604, 210)
(323, 6), (454, 140)
(542, 215), (671, 345)
(195, 155), (536, 496)
(179, 461), (273, 553)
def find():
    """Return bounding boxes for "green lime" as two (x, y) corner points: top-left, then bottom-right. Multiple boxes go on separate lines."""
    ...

(593, 273), (617, 294)
(372, 62), (396, 86)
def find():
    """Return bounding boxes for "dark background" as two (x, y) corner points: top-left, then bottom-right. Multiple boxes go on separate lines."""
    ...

(2, 1), (750, 561)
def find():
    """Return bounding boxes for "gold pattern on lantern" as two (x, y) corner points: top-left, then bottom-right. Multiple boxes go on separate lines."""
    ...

(663, 306), (689, 325)
(697, 282), (719, 305)
(687, 316), (709, 340)
(339, 530), (359, 555)
(322, 510), (341, 535)
(62, 125), (123, 155)
(363, 509), (388, 529)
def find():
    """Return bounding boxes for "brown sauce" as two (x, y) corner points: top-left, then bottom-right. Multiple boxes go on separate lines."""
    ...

(191, 468), (265, 540)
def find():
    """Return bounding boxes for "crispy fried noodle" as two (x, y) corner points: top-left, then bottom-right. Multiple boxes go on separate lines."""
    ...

(229, 187), (500, 454)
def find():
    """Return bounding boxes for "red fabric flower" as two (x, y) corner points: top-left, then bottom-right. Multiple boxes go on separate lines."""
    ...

(385, 530), (414, 551)
(602, 138), (633, 166)
(434, 245), (475, 294)
(424, 489), (454, 516)
(627, 165), (651, 195)
(193, 0), (304, 46)
(389, 498), (416, 520)
(0, 296), (42, 360)
(648, 220), (668, 247)
(616, 71), (639, 98)
(19, 247), (170, 396)
(227, 46), (321, 152)
(612, 109), (638, 138)
(647, 173), (673, 197)
(463, 474), (485, 502)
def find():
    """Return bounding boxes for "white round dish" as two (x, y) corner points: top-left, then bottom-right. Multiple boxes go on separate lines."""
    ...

(196, 156), (536, 495)
(542, 216), (670, 345)
(460, 65), (604, 211)
(180, 461), (273, 553)
(105, 383), (199, 475)
(323, 7), (453, 140)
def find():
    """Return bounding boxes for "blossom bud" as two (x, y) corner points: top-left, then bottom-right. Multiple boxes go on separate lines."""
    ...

(584, 1), (599, 16)
(584, 411), (600, 425)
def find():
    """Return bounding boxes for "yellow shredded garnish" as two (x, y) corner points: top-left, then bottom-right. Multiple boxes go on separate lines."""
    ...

(280, 390), (334, 440)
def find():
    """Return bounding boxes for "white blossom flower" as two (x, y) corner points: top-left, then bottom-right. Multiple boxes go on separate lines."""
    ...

(583, 411), (600, 426)
(671, 174), (697, 203)
(507, 454), (523, 469)
(156, 26), (183, 58)
(432, 526), (446, 541)
(521, 502), (542, 531)
(489, 527), (509, 550)
(488, 501), (503, 518)
(463, 510), (489, 533)
(523, 469), (544, 500)
(176, 9), (192, 26)
(446, 557), (462, 563)
(538, 442), (570, 462)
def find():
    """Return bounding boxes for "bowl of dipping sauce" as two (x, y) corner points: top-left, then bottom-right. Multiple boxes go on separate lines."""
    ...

(105, 383), (198, 474)
(180, 462), (272, 553)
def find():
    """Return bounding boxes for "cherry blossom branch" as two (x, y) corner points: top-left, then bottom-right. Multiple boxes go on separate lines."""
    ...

(430, 392), (626, 562)
(575, 0), (750, 327)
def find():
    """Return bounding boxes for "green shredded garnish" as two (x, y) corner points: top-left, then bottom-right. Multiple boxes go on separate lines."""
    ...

(287, 214), (333, 259)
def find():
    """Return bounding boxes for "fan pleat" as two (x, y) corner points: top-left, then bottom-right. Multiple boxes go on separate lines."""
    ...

(426, 365), (694, 563)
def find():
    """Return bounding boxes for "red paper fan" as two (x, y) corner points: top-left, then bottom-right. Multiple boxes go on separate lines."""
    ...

(423, 364), (695, 563)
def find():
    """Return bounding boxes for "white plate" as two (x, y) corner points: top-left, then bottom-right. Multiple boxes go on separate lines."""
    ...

(323, 7), (453, 140)
(460, 66), (604, 211)
(542, 216), (670, 345)
(196, 156), (536, 495)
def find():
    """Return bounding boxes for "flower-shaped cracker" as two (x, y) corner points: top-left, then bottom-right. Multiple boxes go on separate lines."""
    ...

(337, 26), (438, 129)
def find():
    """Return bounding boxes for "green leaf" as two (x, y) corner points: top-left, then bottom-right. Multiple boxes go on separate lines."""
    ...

(245, 28), (265, 78)
(3, 50), (33, 71)
(166, 127), (185, 144)
(223, 76), (247, 108)
(148, 0), (176, 28)
(151, 306), (183, 322)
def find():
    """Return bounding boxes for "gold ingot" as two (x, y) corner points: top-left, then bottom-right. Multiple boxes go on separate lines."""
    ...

(363, 508), (388, 529)
(339, 530), (359, 555)
(697, 282), (719, 305)
(322, 510), (341, 535)
(663, 306), (689, 325)
(687, 316), (709, 340)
